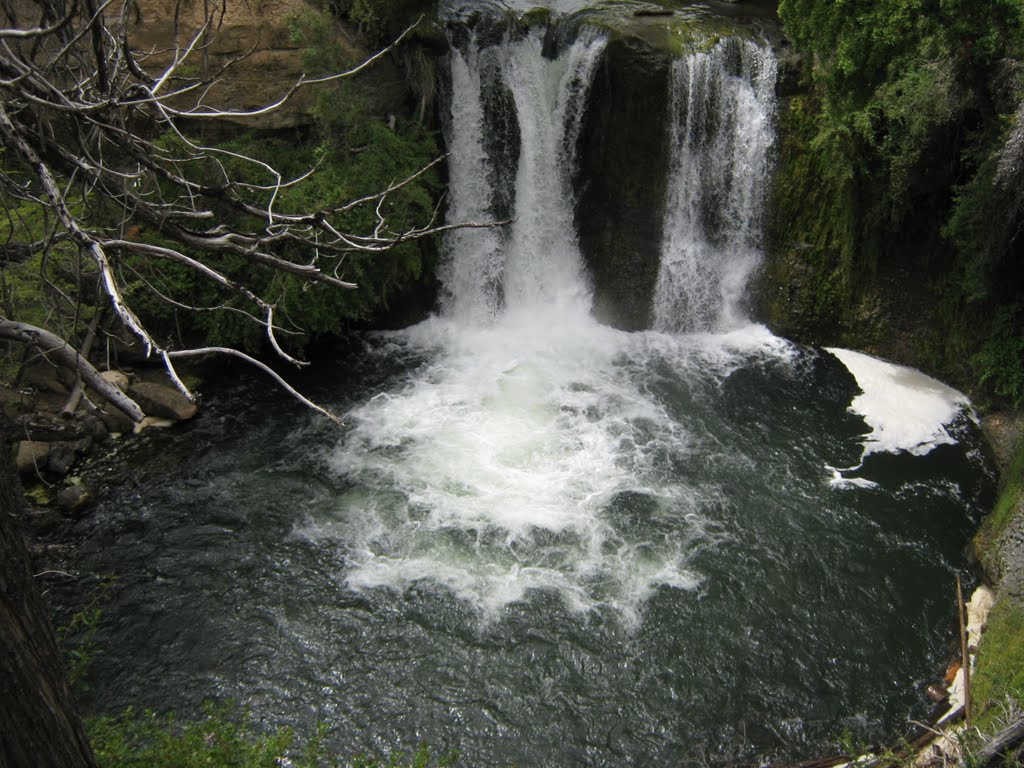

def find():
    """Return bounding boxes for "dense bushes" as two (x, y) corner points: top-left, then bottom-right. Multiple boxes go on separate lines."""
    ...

(772, 0), (1024, 405)
(120, 118), (443, 356)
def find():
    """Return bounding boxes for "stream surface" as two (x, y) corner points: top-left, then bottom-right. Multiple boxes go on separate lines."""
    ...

(55, 318), (991, 766)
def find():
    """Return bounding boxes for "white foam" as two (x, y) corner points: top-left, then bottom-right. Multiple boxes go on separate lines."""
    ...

(826, 465), (880, 490)
(307, 308), (803, 624)
(827, 348), (972, 459)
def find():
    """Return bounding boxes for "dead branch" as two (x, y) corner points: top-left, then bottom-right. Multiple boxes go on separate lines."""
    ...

(0, 1), (502, 422)
(0, 319), (143, 422)
(971, 717), (1024, 768)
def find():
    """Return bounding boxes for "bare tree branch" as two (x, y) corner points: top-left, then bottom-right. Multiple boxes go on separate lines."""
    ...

(0, 0), (502, 424)
(0, 318), (143, 422)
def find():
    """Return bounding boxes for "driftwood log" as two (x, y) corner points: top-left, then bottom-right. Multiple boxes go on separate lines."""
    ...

(973, 717), (1024, 767)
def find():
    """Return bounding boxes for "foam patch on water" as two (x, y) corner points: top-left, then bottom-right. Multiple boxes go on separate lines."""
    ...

(826, 466), (880, 491)
(827, 347), (972, 460)
(306, 310), (801, 625)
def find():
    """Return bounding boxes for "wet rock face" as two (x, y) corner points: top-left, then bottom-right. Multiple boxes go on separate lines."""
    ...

(575, 35), (671, 331)
(126, 382), (199, 422)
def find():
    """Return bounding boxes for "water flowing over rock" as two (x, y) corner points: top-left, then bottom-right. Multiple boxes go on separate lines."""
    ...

(440, 25), (606, 320)
(440, 5), (778, 330)
(653, 38), (778, 333)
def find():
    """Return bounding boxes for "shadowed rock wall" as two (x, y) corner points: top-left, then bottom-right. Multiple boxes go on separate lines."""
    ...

(575, 34), (672, 331)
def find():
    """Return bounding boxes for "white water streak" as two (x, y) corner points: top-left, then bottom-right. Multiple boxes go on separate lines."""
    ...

(440, 40), (505, 322)
(440, 28), (606, 319)
(654, 39), (777, 333)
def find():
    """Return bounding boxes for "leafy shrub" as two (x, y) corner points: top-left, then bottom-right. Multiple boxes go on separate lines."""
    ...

(87, 703), (458, 768)
(773, 0), (1024, 400)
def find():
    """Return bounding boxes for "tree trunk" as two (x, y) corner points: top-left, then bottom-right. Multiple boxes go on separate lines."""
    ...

(0, 415), (97, 768)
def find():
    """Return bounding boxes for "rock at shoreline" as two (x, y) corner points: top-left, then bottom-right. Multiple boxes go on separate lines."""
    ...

(100, 370), (130, 393)
(21, 362), (70, 395)
(47, 438), (92, 476)
(15, 441), (51, 474)
(127, 381), (199, 421)
(56, 484), (94, 515)
(98, 406), (135, 435)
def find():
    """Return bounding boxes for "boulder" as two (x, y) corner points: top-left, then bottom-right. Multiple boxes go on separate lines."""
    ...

(576, 35), (672, 331)
(15, 441), (51, 474)
(98, 406), (136, 435)
(133, 416), (177, 433)
(127, 381), (198, 421)
(21, 362), (70, 395)
(100, 370), (131, 392)
(47, 438), (92, 476)
(79, 412), (109, 441)
(56, 484), (94, 515)
(13, 413), (89, 442)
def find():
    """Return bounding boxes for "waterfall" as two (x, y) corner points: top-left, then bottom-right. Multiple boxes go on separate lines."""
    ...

(440, 26), (606, 321)
(439, 39), (506, 323)
(325, 21), (788, 624)
(653, 38), (778, 333)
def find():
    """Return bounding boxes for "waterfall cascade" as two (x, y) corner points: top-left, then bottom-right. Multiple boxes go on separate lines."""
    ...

(442, 23), (777, 330)
(653, 38), (778, 333)
(441, 28), (606, 322)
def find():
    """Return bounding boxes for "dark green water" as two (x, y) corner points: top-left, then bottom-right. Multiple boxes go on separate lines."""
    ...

(48, 318), (992, 766)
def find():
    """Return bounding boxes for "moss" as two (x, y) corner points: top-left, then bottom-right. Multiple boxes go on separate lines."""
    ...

(972, 596), (1024, 731)
(972, 440), (1024, 732)
(761, 94), (860, 344)
(974, 439), (1024, 579)
(518, 7), (552, 30)
(578, 8), (755, 56)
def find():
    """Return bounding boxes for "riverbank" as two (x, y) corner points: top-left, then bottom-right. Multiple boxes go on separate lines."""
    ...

(972, 415), (1024, 735)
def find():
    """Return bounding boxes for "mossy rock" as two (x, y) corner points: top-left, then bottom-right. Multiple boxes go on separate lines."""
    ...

(973, 436), (1024, 591)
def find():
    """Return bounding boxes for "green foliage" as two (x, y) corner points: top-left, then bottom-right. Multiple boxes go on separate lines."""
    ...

(87, 702), (458, 768)
(323, 0), (435, 45)
(974, 304), (1024, 407)
(778, 0), (926, 104)
(88, 703), (310, 768)
(975, 436), (1024, 582)
(0, 193), (100, 333)
(0, 3), (445, 364)
(986, 427), (1024, 547)
(772, 0), (1024, 399)
(56, 577), (116, 693)
(972, 597), (1024, 731)
(128, 119), (441, 353)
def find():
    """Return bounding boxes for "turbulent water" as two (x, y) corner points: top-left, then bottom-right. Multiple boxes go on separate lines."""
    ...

(49, 11), (995, 768)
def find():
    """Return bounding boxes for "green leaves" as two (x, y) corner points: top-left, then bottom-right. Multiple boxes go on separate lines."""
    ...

(87, 702), (458, 768)
(773, 0), (1024, 404)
